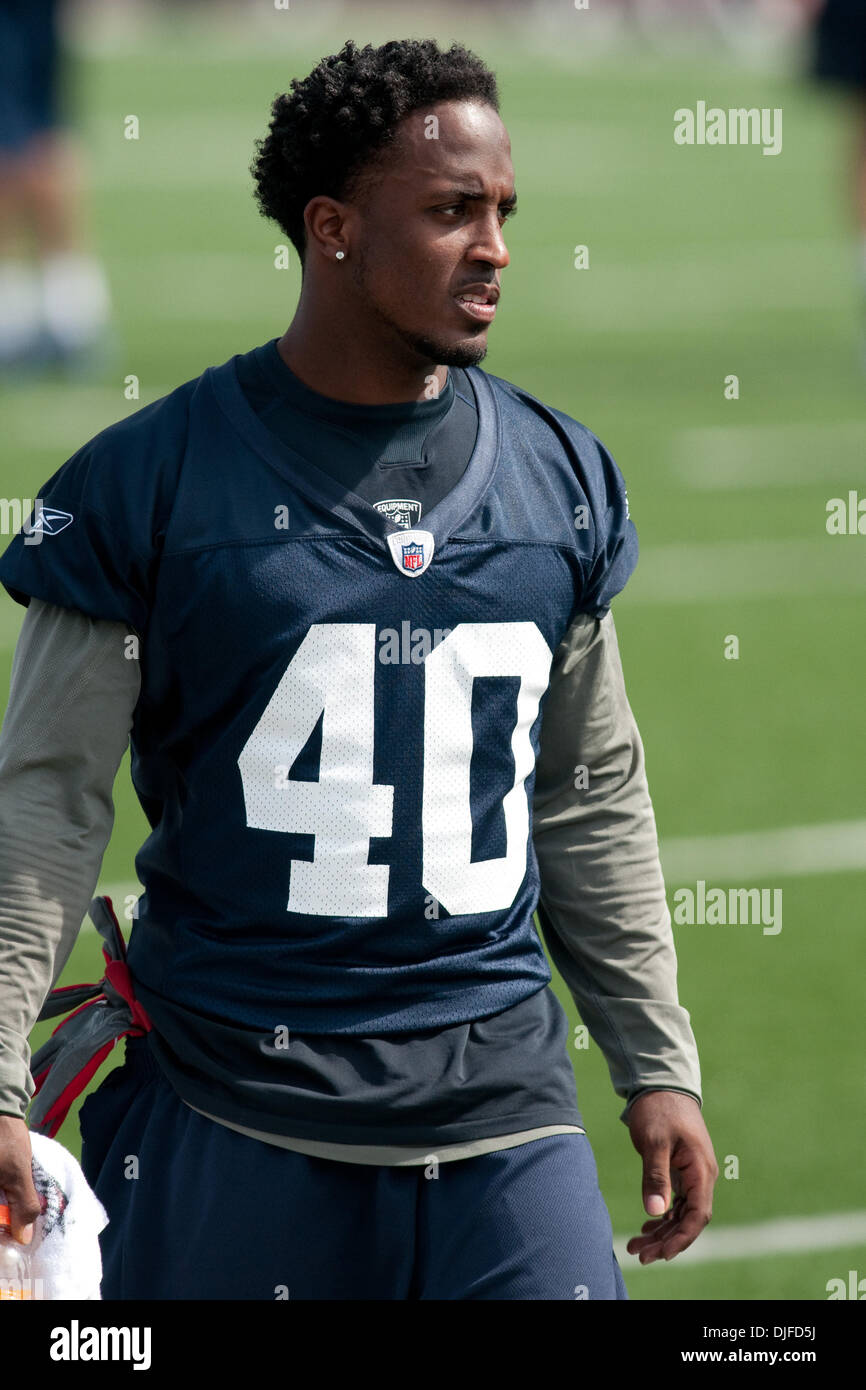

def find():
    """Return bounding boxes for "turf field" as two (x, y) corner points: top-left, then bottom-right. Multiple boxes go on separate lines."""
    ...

(1, 7), (863, 1301)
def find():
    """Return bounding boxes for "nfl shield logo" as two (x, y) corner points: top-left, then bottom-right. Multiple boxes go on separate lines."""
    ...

(401, 541), (424, 571)
(386, 527), (434, 577)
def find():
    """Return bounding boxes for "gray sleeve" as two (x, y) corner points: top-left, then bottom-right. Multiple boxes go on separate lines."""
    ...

(0, 598), (140, 1118)
(531, 609), (702, 1123)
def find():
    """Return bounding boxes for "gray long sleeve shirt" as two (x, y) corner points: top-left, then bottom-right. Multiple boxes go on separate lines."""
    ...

(0, 596), (701, 1162)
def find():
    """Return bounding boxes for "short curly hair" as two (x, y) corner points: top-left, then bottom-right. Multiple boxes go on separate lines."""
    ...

(250, 38), (500, 266)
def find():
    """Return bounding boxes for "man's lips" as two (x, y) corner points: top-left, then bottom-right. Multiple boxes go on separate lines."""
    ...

(453, 285), (499, 323)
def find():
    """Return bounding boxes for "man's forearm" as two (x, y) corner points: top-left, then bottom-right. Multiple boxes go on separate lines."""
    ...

(0, 599), (139, 1116)
(532, 610), (702, 1121)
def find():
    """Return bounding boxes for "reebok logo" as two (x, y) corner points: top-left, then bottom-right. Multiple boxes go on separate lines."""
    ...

(24, 502), (74, 537)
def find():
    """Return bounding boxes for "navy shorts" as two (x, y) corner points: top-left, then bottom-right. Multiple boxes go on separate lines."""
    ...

(80, 1036), (628, 1301)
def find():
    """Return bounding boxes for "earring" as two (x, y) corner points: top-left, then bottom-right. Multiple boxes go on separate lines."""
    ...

(336, 250), (345, 260)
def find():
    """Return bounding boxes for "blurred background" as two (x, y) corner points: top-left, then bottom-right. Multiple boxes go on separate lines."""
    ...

(1, 0), (864, 1300)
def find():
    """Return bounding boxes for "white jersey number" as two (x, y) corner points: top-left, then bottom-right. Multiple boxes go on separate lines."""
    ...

(238, 622), (551, 917)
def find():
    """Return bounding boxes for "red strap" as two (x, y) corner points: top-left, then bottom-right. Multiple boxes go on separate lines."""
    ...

(30, 997), (106, 1101)
(38, 1037), (123, 1138)
(50, 993), (106, 1034)
(32, 900), (153, 1132)
(46, 981), (102, 998)
(104, 959), (152, 1033)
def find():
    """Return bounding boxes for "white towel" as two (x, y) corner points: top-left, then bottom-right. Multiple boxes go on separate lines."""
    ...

(24, 1132), (109, 1300)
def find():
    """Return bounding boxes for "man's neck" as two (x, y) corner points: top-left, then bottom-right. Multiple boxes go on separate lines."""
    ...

(276, 314), (448, 405)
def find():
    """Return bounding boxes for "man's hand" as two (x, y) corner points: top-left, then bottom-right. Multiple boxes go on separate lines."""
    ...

(625, 1090), (718, 1264)
(0, 1115), (41, 1244)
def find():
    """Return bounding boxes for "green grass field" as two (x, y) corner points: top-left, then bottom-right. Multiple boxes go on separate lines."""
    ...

(2, 10), (864, 1301)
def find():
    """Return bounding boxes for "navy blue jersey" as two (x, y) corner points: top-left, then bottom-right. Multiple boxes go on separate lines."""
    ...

(0, 350), (637, 1045)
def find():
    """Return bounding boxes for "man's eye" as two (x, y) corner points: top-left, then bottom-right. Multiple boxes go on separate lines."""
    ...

(437, 204), (516, 220)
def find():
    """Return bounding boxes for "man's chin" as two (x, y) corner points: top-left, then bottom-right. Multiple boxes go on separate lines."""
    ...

(438, 340), (489, 369)
(400, 326), (489, 370)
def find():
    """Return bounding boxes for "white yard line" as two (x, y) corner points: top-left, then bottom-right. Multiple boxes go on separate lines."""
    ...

(72, 821), (866, 942)
(86, 116), (265, 190)
(615, 1210), (866, 1266)
(626, 536), (866, 603)
(660, 821), (866, 882)
(673, 422), (866, 490)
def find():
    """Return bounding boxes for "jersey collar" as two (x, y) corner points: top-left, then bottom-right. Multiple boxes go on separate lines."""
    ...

(207, 351), (501, 555)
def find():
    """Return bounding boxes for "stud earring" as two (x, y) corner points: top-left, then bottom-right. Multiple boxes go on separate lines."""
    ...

(336, 250), (345, 260)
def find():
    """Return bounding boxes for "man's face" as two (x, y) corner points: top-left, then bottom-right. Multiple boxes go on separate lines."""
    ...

(342, 100), (515, 368)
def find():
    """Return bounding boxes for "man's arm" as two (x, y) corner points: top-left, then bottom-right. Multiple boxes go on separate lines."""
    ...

(0, 598), (139, 1240)
(532, 609), (717, 1261)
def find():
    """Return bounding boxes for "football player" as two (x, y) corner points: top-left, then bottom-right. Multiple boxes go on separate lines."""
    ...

(0, 0), (113, 371)
(0, 38), (717, 1299)
(807, 0), (866, 362)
